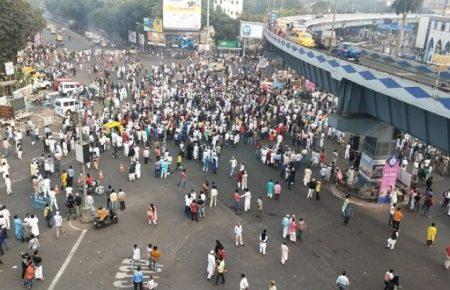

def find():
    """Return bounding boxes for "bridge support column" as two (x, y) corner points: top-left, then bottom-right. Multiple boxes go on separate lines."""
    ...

(358, 128), (396, 184)
(328, 114), (395, 185)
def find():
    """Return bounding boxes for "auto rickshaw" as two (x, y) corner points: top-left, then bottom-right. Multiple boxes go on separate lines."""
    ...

(102, 121), (124, 137)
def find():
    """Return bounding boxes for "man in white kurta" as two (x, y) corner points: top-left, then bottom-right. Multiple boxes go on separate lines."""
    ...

(207, 251), (216, 280)
(241, 190), (251, 212)
(281, 242), (289, 264)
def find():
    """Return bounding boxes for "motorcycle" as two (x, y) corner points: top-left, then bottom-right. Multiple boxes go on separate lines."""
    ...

(93, 210), (118, 229)
(78, 180), (104, 195)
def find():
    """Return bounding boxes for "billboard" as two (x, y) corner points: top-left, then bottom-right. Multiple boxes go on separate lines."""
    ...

(165, 34), (196, 49)
(239, 21), (264, 39)
(152, 18), (163, 33)
(144, 18), (163, 32)
(139, 33), (145, 46)
(240, 21), (264, 39)
(143, 18), (152, 32)
(4, 62), (14, 76)
(147, 32), (166, 46)
(217, 40), (241, 50)
(379, 156), (400, 196)
(128, 31), (137, 43)
(163, 0), (201, 30)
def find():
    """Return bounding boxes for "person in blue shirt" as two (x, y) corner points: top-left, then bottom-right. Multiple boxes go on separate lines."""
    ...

(132, 265), (143, 290)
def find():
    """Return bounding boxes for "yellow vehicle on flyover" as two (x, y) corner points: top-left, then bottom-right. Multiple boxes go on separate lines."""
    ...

(287, 31), (316, 48)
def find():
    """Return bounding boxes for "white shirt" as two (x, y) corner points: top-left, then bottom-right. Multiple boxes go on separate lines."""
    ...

(234, 224), (243, 235)
(133, 247), (140, 260)
(54, 214), (63, 227)
(210, 188), (218, 197)
(240, 277), (249, 290)
(336, 275), (349, 287)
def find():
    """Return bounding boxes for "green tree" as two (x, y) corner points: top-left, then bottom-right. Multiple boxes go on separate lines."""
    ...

(0, 0), (45, 63)
(202, 5), (240, 41)
(391, 0), (423, 56)
(47, 0), (99, 29)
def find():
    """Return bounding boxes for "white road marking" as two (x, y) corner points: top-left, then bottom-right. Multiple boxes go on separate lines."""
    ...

(48, 229), (88, 290)
(113, 280), (159, 288)
(113, 259), (162, 288)
(68, 220), (83, 231)
(115, 272), (160, 279)
(118, 265), (162, 273)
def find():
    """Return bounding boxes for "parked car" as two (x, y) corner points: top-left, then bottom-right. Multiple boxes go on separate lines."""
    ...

(334, 42), (361, 61)
(58, 81), (82, 95)
(53, 97), (82, 117)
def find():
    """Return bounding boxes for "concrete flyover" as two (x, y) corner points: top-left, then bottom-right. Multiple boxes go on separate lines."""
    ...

(282, 13), (421, 31)
(264, 28), (450, 152)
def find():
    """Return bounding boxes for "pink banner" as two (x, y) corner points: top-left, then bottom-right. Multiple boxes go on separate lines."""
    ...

(305, 80), (315, 92)
(379, 156), (399, 195)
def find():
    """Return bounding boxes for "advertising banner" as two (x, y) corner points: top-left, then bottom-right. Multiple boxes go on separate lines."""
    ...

(217, 40), (241, 49)
(143, 18), (152, 32)
(151, 18), (163, 33)
(240, 21), (264, 39)
(139, 33), (145, 46)
(128, 30), (137, 43)
(13, 84), (33, 100)
(4, 62), (14, 76)
(147, 32), (166, 46)
(379, 156), (400, 196)
(163, 0), (201, 30)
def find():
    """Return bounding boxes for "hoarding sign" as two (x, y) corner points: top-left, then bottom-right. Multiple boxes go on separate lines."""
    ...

(432, 54), (450, 67)
(139, 33), (145, 46)
(240, 21), (264, 39)
(147, 32), (166, 46)
(4, 62), (14, 76)
(151, 18), (163, 33)
(163, 0), (201, 30)
(143, 18), (152, 32)
(379, 156), (399, 195)
(128, 30), (137, 43)
(217, 40), (241, 49)
(12, 85), (33, 100)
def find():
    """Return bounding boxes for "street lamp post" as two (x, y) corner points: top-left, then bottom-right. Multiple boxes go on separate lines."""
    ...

(329, 0), (338, 53)
(432, 69), (442, 99)
(206, 0), (210, 56)
(76, 112), (92, 223)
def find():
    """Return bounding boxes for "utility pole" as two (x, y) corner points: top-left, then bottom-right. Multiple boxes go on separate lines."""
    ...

(329, 0), (338, 52)
(206, 0), (210, 54)
(444, 0), (449, 16)
(77, 112), (92, 223)
(266, 0), (272, 15)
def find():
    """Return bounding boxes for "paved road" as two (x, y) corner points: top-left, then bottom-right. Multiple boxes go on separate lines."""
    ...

(0, 25), (449, 290)
(1, 135), (449, 290)
(319, 48), (444, 89)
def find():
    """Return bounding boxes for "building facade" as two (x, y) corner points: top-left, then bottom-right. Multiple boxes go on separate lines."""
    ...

(415, 16), (450, 62)
(213, 0), (243, 19)
(423, 0), (448, 14)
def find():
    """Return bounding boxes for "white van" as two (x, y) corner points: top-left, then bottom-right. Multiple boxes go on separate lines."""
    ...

(53, 97), (82, 117)
(58, 81), (82, 95)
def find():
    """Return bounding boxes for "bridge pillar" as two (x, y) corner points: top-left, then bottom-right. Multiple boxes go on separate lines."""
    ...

(328, 114), (395, 184)
(358, 127), (396, 184)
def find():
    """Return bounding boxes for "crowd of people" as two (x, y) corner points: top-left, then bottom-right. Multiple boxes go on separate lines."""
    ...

(0, 30), (449, 290)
